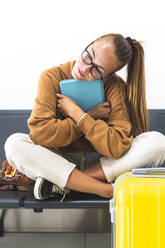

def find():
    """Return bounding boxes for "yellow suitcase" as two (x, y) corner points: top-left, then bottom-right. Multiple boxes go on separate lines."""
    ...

(110, 168), (165, 248)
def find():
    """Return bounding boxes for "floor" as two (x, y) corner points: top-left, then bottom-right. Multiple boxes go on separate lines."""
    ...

(0, 232), (112, 248)
(0, 208), (112, 247)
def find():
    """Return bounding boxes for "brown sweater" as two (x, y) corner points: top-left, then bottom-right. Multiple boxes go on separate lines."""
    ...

(27, 61), (133, 159)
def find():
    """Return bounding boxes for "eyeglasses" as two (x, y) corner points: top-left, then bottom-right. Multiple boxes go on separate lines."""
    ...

(81, 42), (103, 80)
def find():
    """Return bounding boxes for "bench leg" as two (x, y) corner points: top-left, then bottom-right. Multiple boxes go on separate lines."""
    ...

(33, 208), (43, 213)
(0, 209), (7, 237)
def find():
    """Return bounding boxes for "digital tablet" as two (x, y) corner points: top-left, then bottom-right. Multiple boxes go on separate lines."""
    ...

(59, 79), (105, 112)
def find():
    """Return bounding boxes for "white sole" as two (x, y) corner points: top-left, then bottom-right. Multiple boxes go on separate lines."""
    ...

(33, 177), (44, 200)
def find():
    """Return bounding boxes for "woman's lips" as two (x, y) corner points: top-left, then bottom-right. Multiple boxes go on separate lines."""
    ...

(78, 68), (84, 77)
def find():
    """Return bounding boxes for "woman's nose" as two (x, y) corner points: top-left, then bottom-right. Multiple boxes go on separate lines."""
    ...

(81, 64), (92, 74)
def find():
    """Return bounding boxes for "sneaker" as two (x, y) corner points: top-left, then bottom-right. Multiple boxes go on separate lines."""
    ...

(33, 177), (70, 202)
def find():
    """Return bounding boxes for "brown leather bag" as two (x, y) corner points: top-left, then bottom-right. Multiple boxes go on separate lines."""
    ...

(0, 160), (35, 191)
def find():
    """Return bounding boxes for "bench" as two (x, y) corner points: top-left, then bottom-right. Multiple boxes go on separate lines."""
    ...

(0, 109), (165, 237)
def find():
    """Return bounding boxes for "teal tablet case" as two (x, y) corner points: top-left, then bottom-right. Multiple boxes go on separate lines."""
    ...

(59, 79), (105, 112)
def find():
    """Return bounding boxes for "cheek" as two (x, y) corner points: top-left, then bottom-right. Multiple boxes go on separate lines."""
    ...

(76, 57), (83, 68)
(72, 60), (80, 79)
(72, 58), (93, 81)
(73, 58), (81, 72)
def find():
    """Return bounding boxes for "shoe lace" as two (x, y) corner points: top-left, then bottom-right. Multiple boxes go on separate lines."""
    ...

(52, 184), (70, 202)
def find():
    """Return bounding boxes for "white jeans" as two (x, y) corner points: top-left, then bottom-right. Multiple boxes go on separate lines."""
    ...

(4, 131), (165, 188)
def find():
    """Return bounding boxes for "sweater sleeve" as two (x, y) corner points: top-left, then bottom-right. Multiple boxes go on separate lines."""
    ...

(77, 81), (133, 159)
(27, 69), (83, 148)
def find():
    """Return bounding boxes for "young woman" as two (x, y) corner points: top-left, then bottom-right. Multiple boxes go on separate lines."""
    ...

(4, 33), (165, 200)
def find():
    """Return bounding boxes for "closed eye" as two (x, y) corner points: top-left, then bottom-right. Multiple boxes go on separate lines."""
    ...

(91, 48), (107, 73)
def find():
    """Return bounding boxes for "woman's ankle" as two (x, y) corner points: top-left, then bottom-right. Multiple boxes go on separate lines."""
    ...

(99, 183), (113, 198)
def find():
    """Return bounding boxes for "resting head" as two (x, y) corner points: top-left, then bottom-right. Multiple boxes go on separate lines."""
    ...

(72, 33), (134, 81)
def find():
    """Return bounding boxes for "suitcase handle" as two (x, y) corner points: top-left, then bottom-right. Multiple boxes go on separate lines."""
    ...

(132, 167), (165, 175)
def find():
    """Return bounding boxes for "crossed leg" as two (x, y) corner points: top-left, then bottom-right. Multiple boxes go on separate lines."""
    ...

(66, 131), (165, 198)
(65, 165), (113, 198)
(83, 162), (107, 181)
(4, 133), (113, 199)
(4, 131), (165, 199)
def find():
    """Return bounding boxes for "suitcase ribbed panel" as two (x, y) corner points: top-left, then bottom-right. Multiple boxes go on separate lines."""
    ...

(115, 177), (165, 248)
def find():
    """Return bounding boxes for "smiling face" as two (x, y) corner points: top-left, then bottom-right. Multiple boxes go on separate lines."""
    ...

(72, 38), (119, 81)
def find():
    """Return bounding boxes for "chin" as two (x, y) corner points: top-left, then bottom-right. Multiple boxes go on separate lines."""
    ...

(71, 65), (79, 80)
(72, 70), (79, 80)
(72, 67), (83, 80)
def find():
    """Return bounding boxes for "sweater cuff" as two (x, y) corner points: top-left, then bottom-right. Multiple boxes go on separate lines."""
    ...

(78, 114), (96, 134)
(68, 117), (84, 137)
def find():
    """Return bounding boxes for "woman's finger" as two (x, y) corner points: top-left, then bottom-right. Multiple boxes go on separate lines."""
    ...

(56, 93), (65, 98)
(103, 101), (110, 106)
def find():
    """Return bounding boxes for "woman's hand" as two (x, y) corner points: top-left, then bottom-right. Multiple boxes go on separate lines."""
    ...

(56, 93), (82, 118)
(88, 102), (111, 121)
(56, 93), (111, 122)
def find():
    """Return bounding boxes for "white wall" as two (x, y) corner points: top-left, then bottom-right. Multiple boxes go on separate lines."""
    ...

(0, 0), (164, 109)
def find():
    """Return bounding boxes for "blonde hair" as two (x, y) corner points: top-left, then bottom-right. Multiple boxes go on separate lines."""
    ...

(95, 33), (149, 137)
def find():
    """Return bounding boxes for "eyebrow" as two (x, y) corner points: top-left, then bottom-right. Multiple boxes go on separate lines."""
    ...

(91, 48), (107, 72)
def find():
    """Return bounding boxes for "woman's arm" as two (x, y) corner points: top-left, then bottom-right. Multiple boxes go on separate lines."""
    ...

(79, 82), (133, 159)
(59, 80), (133, 159)
(28, 68), (83, 148)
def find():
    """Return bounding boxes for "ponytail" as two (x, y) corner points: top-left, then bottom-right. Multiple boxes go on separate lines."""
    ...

(126, 40), (149, 137)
